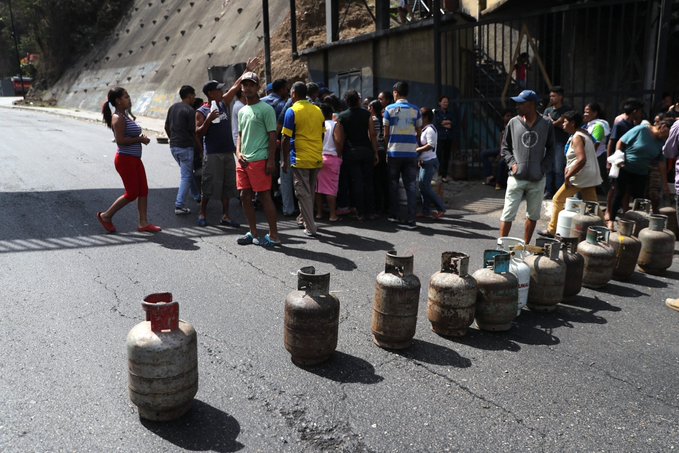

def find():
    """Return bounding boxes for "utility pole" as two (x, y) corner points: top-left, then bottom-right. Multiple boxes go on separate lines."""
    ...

(7, 0), (26, 98)
(262, 0), (272, 85)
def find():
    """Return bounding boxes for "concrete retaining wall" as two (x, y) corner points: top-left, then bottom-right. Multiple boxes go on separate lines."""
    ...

(49, 0), (289, 118)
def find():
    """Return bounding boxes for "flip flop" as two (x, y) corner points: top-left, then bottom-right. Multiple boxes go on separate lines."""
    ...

(138, 224), (162, 233)
(328, 217), (341, 222)
(97, 212), (116, 233)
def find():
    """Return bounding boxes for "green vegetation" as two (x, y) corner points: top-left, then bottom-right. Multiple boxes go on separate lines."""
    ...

(0, 0), (133, 87)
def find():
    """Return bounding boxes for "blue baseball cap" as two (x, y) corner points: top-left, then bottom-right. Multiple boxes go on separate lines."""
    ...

(511, 90), (539, 103)
(266, 83), (273, 94)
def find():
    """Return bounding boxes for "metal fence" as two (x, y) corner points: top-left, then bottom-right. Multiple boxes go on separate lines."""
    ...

(438, 0), (665, 174)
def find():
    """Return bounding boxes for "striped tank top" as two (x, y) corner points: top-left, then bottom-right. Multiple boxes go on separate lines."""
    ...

(117, 115), (143, 157)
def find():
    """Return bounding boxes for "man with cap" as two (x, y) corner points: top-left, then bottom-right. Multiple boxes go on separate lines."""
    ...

(195, 57), (258, 227)
(499, 89), (555, 244)
(234, 71), (280, 247)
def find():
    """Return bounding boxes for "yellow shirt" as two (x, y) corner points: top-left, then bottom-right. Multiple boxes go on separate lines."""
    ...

(281, 100), (325, 169)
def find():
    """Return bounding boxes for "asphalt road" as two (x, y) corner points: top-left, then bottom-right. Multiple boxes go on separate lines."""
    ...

(1, 106), (678, 452)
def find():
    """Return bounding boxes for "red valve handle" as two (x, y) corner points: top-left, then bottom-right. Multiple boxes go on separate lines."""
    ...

(142, 293), (179, 332)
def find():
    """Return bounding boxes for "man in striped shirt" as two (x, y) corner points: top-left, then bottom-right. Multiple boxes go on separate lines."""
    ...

(383, 81), (422, 229)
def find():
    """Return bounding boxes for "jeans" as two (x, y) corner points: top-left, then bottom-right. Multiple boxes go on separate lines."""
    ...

(545, 142), (565, 196)
(480, 149), (499, 179)
(419, 158), (446, 214)
(279, 162), (296, 215)
(388, 158), (418, 222)
(171, 146), (201, 208)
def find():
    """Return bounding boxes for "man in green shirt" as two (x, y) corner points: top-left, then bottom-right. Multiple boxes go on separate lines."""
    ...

(235, 72), (280, 247)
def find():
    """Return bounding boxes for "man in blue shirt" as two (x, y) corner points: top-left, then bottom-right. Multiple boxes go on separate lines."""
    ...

(383, 81), (422, 229)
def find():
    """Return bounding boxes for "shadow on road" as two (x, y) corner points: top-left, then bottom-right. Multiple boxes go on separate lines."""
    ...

(619, 272), (668, 288)
(268, 243), (358, 271)
(303, 351), (384, 384)
(395, 338), (473, 367)
(140, 399), (244, 452)
(594, 282), (649, 297)
(446, 327), (522, 352)
(148, 232), (200, 251)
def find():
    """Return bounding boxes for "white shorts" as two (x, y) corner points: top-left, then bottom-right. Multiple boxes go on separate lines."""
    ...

(500, 176), (546, 222)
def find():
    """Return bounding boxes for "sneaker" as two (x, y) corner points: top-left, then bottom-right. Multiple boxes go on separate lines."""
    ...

(175, 207), (191, 215)
(197, 217), (208, 227)
(237, 232), (260, 245)
(303, 229), (317, 237)
(432, 210), (446, 219)
(260, 233), (281, 247)
(402, 221), (417, 230)
(387, 216), (400, 223)
(665, 298), (679, 312)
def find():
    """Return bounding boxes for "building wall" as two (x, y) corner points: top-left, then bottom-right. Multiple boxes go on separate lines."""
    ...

(306, 27), (447, 109)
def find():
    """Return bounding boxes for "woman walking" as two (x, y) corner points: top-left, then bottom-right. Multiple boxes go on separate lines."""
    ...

(97, 87), (161, 234)
(417, 108), (447, 219)
(539, 111), (601, 238)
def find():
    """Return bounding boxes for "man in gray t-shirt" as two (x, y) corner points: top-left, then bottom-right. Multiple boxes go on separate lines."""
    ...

(165, 85), (201, 214)
(499, 90), (555, 244)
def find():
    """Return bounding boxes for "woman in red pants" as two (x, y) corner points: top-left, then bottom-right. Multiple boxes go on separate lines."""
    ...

(97, 87), (161, 233)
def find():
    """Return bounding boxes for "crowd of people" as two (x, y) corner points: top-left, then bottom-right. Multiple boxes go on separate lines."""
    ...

(94, 59), (679, 268)
(497, 87), (679, 248)
(97, 59), (464, 243)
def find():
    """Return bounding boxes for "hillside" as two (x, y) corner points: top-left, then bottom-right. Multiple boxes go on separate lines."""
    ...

(42, 0), (374, 118)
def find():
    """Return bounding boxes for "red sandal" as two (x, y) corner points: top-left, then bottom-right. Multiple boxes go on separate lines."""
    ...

(137, 224), (161, 233)
(96, 212), (116, 233)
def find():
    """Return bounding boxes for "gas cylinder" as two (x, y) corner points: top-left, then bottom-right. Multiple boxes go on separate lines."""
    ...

(372, 251), (421, 349)
(284, 266), (340, 366)
(609, 219), (641, 281)
(427, 252), (477, 337)
(622, 198), (651, 236)
(638, 215), (676, 275)
(556, 197), (583, 238)
(577, 226), (615, 288)
(496, 236), (530, 315)
(127, 293), (198, 421)
(571, 201), (604, 242)
(659, 205), (679, 239)
(526, 239), (566, 312)
(555, 236), (584, 299)
(472, 250), (518, 332)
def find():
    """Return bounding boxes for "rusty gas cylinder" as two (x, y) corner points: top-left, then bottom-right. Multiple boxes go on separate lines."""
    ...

(556, 236), (584, 299)
(472, 250), (518, 332)
(638, 215), (676, 275)
(284, 266), (340, 366)
(578, 226), (615, 288)
(372, 251), (421, 349)
(659, 205), (679, 239)
(427, 252), (477, 337)
(127, 293), (198, 421)
(571, 201), (604, 242)
(622, 198), (651, 236)
(609, 219), (642, 281)
(527, 239), (566, 312)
